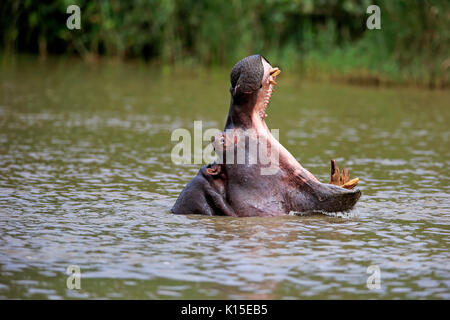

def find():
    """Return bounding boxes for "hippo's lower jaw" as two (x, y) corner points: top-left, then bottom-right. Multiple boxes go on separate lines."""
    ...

(305, 183), (361, 213)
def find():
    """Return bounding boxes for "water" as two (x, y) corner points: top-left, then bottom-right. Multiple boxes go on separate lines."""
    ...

(0, 58), (449, 299)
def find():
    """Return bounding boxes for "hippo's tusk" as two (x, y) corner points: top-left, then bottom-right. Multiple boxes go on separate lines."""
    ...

(330, 160), (359, 189)
(341, 178), (359, 189)
(270, 68), (281, 77)
(269, 79), (277, 86)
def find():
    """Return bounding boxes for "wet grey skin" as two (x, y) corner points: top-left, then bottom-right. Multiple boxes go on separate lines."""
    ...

(171, 54), (361, 216)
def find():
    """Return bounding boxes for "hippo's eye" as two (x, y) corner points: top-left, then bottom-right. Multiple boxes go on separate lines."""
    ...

(219, 137), (225, 144)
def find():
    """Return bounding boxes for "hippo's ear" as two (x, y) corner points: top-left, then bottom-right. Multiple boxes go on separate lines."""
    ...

(206, 164), (222, 175)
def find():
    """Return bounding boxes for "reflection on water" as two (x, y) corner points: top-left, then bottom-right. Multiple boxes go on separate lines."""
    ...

(0, 59), (449, 299)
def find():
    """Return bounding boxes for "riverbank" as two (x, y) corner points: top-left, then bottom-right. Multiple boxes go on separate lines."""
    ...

(1, 53), (448, 90)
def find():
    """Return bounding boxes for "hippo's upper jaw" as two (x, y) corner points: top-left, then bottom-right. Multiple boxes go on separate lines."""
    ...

(225, 54), (280, 131)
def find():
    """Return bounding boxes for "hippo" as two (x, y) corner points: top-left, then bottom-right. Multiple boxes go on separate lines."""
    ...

(170, 162), (237, 217)
(171, 54), (361, 216)
(208, 129), (360, 216)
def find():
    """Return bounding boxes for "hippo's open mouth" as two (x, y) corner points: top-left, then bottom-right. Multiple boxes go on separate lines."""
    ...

(247, 58), (361, 213)
(257, 66), (281, 120)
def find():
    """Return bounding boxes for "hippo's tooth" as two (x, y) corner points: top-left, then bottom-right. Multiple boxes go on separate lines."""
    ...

(341, 177), (359, 189)
(269, 79), (277, 86)
(270, 68), (281, 77)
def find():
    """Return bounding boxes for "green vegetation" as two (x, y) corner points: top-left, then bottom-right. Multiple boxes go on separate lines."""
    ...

(1, 0), (448, 87)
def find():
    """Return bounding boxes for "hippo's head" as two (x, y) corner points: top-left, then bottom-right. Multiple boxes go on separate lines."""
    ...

(211, 132), (226, 163)
(228, 55), (280, 126)
(224, 55), (361, 214)
(211, 129), (246, 165)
